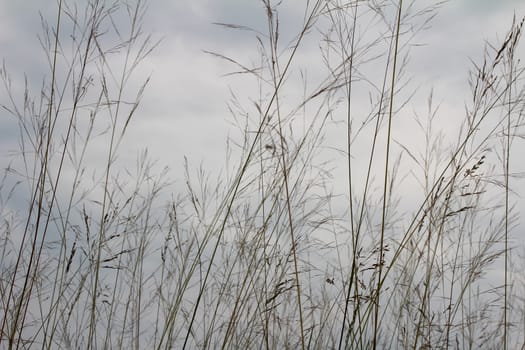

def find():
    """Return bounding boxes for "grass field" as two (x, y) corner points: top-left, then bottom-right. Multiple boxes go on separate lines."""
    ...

(1, 0), (525, 348)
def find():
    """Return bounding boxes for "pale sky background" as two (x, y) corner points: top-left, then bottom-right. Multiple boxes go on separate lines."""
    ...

(1, 1), (525, 262)
(1, 1), (524, 164)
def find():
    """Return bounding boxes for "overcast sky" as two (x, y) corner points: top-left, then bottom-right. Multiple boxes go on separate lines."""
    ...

(1, 1), (524, 163)
(1, 0), (525, 243)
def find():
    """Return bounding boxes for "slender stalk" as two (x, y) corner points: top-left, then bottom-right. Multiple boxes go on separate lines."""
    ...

(374, 1), (403, 348)
(2, 1), (63, 346)
(180, 2), (324, 348)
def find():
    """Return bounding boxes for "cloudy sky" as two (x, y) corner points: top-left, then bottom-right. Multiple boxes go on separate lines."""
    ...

(1, 0), (525, 241)
(1, 1), (524, 161)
